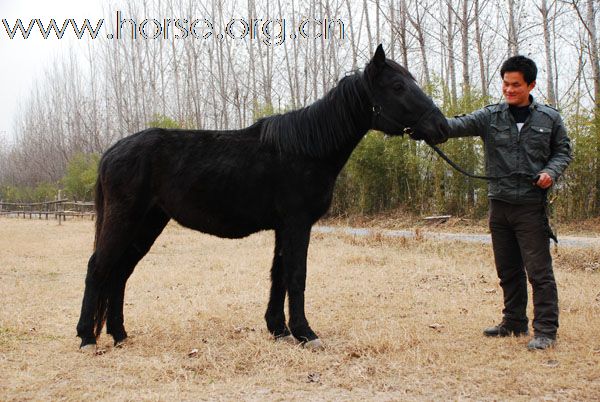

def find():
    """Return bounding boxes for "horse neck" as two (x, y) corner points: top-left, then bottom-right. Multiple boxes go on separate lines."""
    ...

(328, 124), (369, 174)
(259, 74), (372, 173)
(316, 82), (372, 172)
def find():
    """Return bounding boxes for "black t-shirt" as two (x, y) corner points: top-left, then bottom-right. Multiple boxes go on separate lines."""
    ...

(509, 104), (530, 124)
(509, 104), (530, 132)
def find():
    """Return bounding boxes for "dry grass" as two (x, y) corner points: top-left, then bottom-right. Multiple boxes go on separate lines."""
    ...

(1, 218), (599, 401)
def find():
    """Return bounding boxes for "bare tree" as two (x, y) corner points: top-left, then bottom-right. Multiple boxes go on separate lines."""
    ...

(345, 0), (359, 69)
(3, 0), (600, 217)
(407, 0), (432, 86)
(397, 0), (410, 67)
(538, 0), (557, 106)
(507, 0), (520, 55)
(389, 0), (395, 59)
(572, 0), (600, 114)
(363, 0), (373, 49)
(446, 1), (458, 104)
(474, 0), (489, 98)
(459, 0), (471, 96)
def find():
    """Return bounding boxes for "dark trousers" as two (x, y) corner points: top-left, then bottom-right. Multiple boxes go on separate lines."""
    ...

(488, 199), (559, 338)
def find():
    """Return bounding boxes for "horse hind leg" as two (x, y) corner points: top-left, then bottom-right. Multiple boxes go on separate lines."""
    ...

(77, 247), (128, 351)
(106, 207), (170, 347)
(77, 251), (104, 351)
(104, 249), (139, 347)
(265, 231), (294, 342)
(76, 208), (146, 350)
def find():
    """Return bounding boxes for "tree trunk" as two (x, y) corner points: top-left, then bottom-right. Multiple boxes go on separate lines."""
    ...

(540, 0), (556, 106)
(507, 0), (519, 55)
(474, 0), (488, 99)
(447, 1), (458, 105)
(586, 0), (600, 116)
(460, 0), (471, 97)
(345, 0), (358, 69)
(364, 0), (373, 49)
(398, 0), (409, 67)
(408, 1), (431, 86)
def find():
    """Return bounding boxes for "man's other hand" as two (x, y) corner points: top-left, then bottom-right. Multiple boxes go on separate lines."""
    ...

(536, 172), (553, 189)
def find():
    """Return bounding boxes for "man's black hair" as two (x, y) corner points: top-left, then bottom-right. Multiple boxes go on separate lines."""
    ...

(500, 55), (537, 85)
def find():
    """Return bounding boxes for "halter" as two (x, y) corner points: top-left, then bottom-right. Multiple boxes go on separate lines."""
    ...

(370, 98), (438, 138)
(361, 66), (438, 139)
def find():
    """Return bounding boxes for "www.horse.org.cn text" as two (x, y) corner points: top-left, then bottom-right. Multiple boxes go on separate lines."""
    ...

(1, 12), (346, 45)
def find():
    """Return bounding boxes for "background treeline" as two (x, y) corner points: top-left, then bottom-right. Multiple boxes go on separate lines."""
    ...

(1, 0), (599, 221)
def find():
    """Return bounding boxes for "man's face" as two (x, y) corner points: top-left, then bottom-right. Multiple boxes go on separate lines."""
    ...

(502, 71), (535, 107)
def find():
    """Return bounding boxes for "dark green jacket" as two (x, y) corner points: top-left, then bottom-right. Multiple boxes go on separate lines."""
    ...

(446, 97), (572, 204)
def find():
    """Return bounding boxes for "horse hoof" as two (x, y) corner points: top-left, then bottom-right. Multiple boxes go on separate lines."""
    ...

(275, 334), (298, 345)
(114, 338), (129, 348)
(303, 338), (324, 351)
(79, 344), (97, 354)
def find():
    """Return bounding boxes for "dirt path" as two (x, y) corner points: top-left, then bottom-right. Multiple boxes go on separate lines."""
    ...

(314, 225), (600, 248)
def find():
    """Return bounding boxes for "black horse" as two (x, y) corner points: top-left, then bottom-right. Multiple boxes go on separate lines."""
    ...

(76, 45), (450, 351)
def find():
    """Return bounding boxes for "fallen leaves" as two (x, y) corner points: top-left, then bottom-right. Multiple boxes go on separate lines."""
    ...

(306, 373), (321, 383)
(233, 326), (256, 333)
(428, 323), (444, 331)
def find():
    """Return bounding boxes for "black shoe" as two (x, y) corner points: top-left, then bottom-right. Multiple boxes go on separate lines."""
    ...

(483, 322), (529, 337)
(527, 336), (556, 350)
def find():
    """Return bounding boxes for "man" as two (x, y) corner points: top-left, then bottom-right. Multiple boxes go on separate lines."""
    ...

(443, 56), (572, 350)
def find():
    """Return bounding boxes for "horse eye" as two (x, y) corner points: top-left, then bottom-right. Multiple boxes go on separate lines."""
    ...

(393, 83), (404, 91)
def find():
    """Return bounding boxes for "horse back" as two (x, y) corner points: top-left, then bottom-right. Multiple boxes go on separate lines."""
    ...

(98, 127), (337, 238)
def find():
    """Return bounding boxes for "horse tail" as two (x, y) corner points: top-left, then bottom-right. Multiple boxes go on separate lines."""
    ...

(90, 276), (108, 338)
(93, 175), (104, 249)
(92, 175), (108, 338)
(93, 296), (108, 338)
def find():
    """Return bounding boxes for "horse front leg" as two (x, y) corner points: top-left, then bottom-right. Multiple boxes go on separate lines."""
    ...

(282, 225), (323, 350)
(265, 231), (293, 341)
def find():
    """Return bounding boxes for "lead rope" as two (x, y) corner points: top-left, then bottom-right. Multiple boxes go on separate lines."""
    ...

(426, 141), (557, 244)
(366, 84), (556, 243)
(426, 141), (538, 182)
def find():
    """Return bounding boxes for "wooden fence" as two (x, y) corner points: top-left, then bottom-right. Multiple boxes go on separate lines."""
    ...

(0, 199), (95, 224)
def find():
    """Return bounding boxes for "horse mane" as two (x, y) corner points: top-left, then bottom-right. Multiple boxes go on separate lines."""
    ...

(259, 72), (371, 157)
(384, 59), (415, 81)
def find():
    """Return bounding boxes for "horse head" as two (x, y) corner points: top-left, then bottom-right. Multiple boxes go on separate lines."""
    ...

(364, 44), (450, 145)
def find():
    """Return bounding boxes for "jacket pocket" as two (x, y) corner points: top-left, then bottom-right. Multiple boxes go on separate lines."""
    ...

(491, 124), (511, 145)
(529, 125), (551, 159)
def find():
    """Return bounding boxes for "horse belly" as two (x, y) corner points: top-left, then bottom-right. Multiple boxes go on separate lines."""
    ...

(154, 156), (277, 238)
(162, 198), (273, 239)
(177, 215), (268, 238)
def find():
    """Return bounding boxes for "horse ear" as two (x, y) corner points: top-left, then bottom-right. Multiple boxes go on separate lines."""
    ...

(365, 44), (386, 81)
(373, 44), (386, 68)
